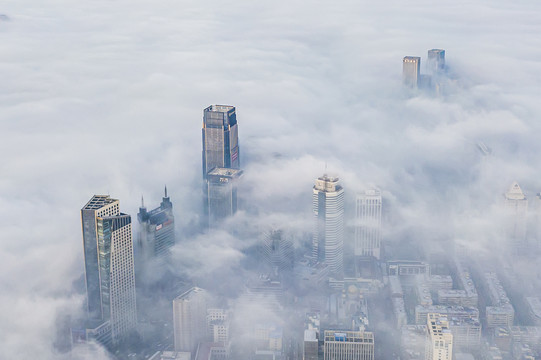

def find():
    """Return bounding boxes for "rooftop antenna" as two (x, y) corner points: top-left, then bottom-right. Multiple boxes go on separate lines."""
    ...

(164, 185), (168, 198)
(141, 195), (145, 208)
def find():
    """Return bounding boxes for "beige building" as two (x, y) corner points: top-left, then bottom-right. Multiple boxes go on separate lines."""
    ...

(425, 313), (453, 360)
(173, 287), (208, 355)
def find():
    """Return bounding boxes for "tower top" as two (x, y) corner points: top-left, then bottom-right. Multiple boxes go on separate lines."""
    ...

(506, 181), (525, 200)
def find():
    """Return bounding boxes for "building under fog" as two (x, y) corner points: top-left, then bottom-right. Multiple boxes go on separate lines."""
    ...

(403, 56), (421, 88)
(173, 287), (208, 355)
(261, 229), (294, 272)
(202, 105), (239, 180)
(504, 181), (528, 254)
(426, 313), (453, 360)
(354, 188), (382, 259)
(136, 187), (175, 274)
(427, 49), (445, 74)
(312, 174), (345, 279)
(323, 330), (374, 360)
(81, 195), (137, 344)
(206, 167), (243, 227)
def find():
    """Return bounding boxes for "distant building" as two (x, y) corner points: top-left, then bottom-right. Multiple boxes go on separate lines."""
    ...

(202, 105), (239, 180)
(323, 330), (374, 360)
(354, 188), (382, 259)
(81, 195), (137, 344)
(415, 306), (479, 326)
(403, 56), (421, 88)
(304, 329), (319, 360)
(313, 174), (345, 279)
(136, 187), (175, 281)
(206, 167), (243, 226)
(484, 272), (514, 328)
(400, 325), (427, 360)
(504, 182), (528, 254)
(388, 260), (430, 278)
(173, 287), (208, 355)
(261, 229), (294, 272)
(526, 297), (541, 326)
(427, 49), (445, 74)
(425, 313), (453, 360)
(207, 308), (229, 343)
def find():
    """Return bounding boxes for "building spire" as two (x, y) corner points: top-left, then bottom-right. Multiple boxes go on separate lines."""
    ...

(141, 195), (145, 208)
(164, 185), (168, 198)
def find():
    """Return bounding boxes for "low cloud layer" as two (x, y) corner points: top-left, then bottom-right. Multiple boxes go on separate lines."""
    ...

(1, 0), (541, 358)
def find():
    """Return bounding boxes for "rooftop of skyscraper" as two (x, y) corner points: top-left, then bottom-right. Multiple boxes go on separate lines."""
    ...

(207, 167), (243, 177)
(205, 104), (235, 113)
(82, 195), (117, 210)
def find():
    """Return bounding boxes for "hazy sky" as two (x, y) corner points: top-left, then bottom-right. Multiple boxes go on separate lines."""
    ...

(1, 0), (541, 358)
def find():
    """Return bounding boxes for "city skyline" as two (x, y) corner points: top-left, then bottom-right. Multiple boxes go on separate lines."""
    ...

(2, 1), (541, 359)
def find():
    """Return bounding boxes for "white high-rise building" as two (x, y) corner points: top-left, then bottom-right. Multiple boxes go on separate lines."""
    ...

(504, 181), (528, 253)
(173, 287), (208, 355)
(323, 330), (374, 360)
(354, 188), (382, 259)
(425, 313), (453, 360)
(81, 195), (137, 344)
(312, 174), (345, 279)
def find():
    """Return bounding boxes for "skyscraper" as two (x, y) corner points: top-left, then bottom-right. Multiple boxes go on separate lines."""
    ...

(354, 188), (382, 259)
(504, 181), (528, 253)
(313, 174), (345, 278)
(137, 186), (175, 262)
(425, 313), (453, 360)
(262, 229), (294, 272)
(403, 56), (421, 88)
(202, 105), (239, 180)
(427, 49), (445, 74)
(207, 167), (243, 227)
(81, 195), (137, 344)
(323, 330), (374, 360)
(173, 287), (208, 354)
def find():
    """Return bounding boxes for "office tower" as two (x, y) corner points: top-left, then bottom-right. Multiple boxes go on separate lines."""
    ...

(207, 167), (243, 226)
(261, 229), (294, 272)
(504, 181), (528, 253)
(323, 330), (374, 360)
(202, 105), (239, 180)
(303, 330), (318, 360)
(81, 195), (137, 344)
(137, 186), (175, 263)
(403, 56), (421, 88)
(173, 287), (208, 354)
(425, 313), (453, 360)
(312, 174), (345, 278)
(427, 49), (445, 74)
(207, 309), (229, 343)
(354, 188), (382, 259)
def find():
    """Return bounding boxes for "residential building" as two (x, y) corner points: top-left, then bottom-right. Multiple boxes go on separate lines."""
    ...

(323, 330), (374, 360)
(173, 287), (208, 355)
(425, 313), (453, 360)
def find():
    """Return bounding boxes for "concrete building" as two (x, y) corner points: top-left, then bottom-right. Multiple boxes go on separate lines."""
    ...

(304, 312), (321, 360)
(504, 181), (528, 254)
(323, 330), (374, 360)
(202, 105), (239, 180)
(388, 261), (430, 278)
(448, 318), (481, 349)
(415, 306), (479, 326)
(81, 195), (137, 344)
(416, 277), (433, 307)
(526, 297), (541, 325)
(313, 174), (345, 279)
(429, 275), (453, 292)
(354, 188), (382, 259)
(484, 272), (514, 328)
(452, 258), (479, 307)
(206, 167), (243, 226)
(207, 309), (229, 343)
(403, 56), (421, 88)
(173, 287), (208, 355)
(425, 313), (453, 360)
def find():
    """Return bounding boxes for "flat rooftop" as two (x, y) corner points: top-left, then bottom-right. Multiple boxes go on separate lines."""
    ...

(174, 287), (205, 301)
(205, 104), (235, 113)
(82, 195), (117, 210)
(208, 167), (243, 177)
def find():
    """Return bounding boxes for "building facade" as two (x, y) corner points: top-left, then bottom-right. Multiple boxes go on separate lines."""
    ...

(425, 313), (453, 360)
(206, 167), (243, 226)
(403, 56), (421, 88)
(173, 287), (208, 355)
(504, 181), (528, 254)
(323, 330), (374, 360)
(313, 175), (345, 279)
(354, 188), (382, 259)
(81, 195), (137, 344)
(202, 105), (239, 180)
(137, 187), (175, 266)
(427, 49), (445, 74)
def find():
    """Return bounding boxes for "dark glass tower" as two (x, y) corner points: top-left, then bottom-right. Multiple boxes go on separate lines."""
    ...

(207, 167), (243, 227)
(202, 105), (239, 180)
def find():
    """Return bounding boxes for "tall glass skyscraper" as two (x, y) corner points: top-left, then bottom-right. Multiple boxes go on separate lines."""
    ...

(81, 195), (137, 344)
(202, 105), (239, 180)
(403, 56), (421, 88)
(207, 167), (243, 227)
(312, 174), (345, 279)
